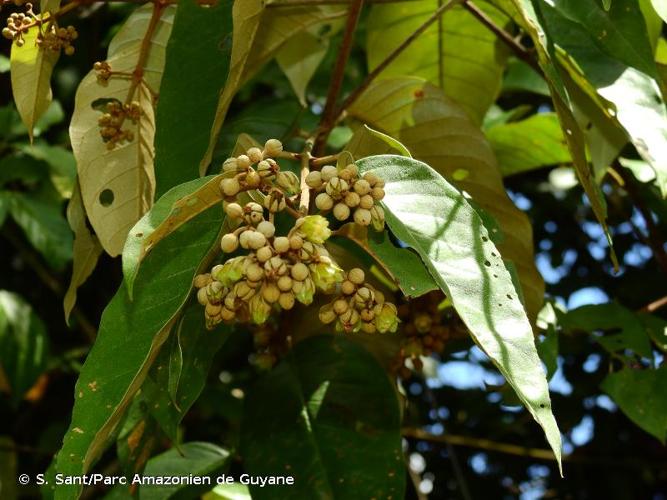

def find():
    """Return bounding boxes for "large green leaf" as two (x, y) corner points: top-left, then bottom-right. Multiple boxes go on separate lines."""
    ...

(486, 112), (572, 176)
(154, 0), (233, 196)
(357, 154), (562, 469)
(347, 77), (545, 320)
(139, 442), (231, 500)
(366, 0), (510, 124)
(241, 335), (405, 499)
(0, 291), (49, 405)
(602, 365), (667, 442)
(6, 192), (73, 270)
(50, 205), (224, 500)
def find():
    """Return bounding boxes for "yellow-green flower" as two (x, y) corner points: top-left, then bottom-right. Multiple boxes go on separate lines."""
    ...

(375, 303), (399, 333)
(297, 215), (331, 244)
(249, 294), (271, 325)
(212, 256), (245, 287)
(293, 276), (316, 305)
(309, 256), (343, 293)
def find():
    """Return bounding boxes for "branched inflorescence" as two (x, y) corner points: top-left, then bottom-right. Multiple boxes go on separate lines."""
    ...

(97, 100), (143, 150)
(2, 3), (77, 53)
(193, 139), (399, 340)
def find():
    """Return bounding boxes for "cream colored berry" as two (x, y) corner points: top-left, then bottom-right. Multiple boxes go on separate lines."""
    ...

(354, 208), (372, 226)
(315, 193), (334, 211)
(333, 203), (350, 221)
(306, 171), (323, 189)
(247, 147), (263, 163)
(348, 268), (365, 285)
(257, 221), (276, 238)
(291, 262), (309, 281)
(220, 233), (239, 253)
(321, 165), (337, 181)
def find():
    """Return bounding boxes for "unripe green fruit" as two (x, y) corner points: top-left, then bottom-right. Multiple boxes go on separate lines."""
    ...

(315, 193), (334, 211)
(257, 221), (276, 238)
(291, 262), (309, 281)
(348, 268), (365, 285)
(353, 179), (371, 195)
(333, 298), (348, 315)
(256, 245), (273, 263)
(333, 203), (350, 221)
(371, 187), (385, 201)
(344, 191), (360, 207)
(246, 263), (264, 282)
(220, 178), (240, 197)
(289, 235), (304, 250)
(341, 280), (356, 295)
(262, 283), (281, 303)
(359, 194), (374, 209)
(221, 233), (239, 253)
(249, 231), (267, 250)
(277, 275), (293, 292)
(264, 138), (283, 157)
(279, 292), (295, 310)
(246, 170), (261, 188)
(306, 171), (322, 188)
(225, 203), (243, 219)
(237, 155), (251, 169)
(354, 208), (372, 226)
(247, 147), (263, 163)
(321, 165), (337, 181)
(273, 236), (290, 253)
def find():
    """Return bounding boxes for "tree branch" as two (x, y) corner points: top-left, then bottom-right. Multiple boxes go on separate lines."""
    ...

(299, 139), (315, 214)
(313, 0), (365, 155)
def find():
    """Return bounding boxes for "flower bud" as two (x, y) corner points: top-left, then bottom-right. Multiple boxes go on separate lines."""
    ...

(257, 159), (277, 178)
(225, 202), (243, 219)
(234, 280), (256, 301)
(247, 147), (263, 163)
(223, 157), (238, 172)
(341, 280), (356, 295)
(220, 233), (239, 253)
(194, 273), (212, 289)
(289, 235), (304, 250)
(305, 171), (322, 189)
(256, 245), (273, 262)
(264, 191), (286, 213)
(249, 294), (271, 324)
(359, 194), (374, 209)
(309, 257), (344, 292)
(375, 303), (399, 333)
(354, 208), (372, 226)
(206, 302), (222, 317)
(344, 191), (360, 207)
(206, 281), (225, 303)
(360, 308), (375, 322)
(333, 298), (348, 315)
(370, 205), (385, 231)
(237, 155), (251, 169)
(264, 256), (287, 278)
(279, 292), (295, 310)
(262, 283), (281, 303)
(239, 230), (253, 249)
(348, 268), (365, 285)
(244, 202), (264, 225)
(220, 177), (241, 197)
(353, 179), (371, 195)
(354, 286), (375, 308)
(197, 287), (209, 305)
(221, 307), (235, 321)
(257, 220), (275, 238)
(319, 304), (336, 324)
(333, 203), (350, 221)
(273, 236), (290, 253)
(321, 165), (337, 181)
(339, 309), (361, 333)
(363, 172), (380, 186)
(371, 187), (385, 201)
(213, 256), (245, 286)
(296, 215), (331, 244)
(291, 262), (309, 281)
(246, 262), (264, 282)
(325, 177), (348, 199)
(293, 277), (316, 305)
(315, 193), (334, 211)
(346, 163), (359, 177)
(339, 168), (353, 181)
(245, 169), (261, 188)
(263, 138), (283, 158)
(361, 322), (377, 334)
(276, 171), (300, 194)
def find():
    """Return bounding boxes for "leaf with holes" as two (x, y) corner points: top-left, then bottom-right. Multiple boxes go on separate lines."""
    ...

(241, 335), (405, 500)
(50, 204), (223, 500)
(357, 154), (562, 470)
(347, 77), (545, 320)
(201, 0), (347, 171)
(10, 20), (60, 139)
(366, 0), (510, 124)
(70, 5), (175, 256)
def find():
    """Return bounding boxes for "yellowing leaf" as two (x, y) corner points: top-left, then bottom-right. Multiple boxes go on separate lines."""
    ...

(10, 22), (60, 140)
(201, 0), (347, 172)
(64, 182), (103, 323)
(70, 5), (175, 256)
(348, 77), (545, 321)
(367, 0), (510, 124)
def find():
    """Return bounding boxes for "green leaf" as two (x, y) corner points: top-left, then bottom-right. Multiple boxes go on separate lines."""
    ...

(201, 0), (347, 171)
(116, 395), (161, 478)
(50, 205), (224, 500)
(652, 0), (667, 23)
(536, 302), (561, 380)
(502, 59), (551, 96)
(19, 142), (77, 198)
(205, 483), (251, 500)
(139, 442), (231, 500)
(0, 291), (49, 405)
(154, 0), (233, 196)
(142, 305), (231, 441)
(366, 0), (510, 124)
(10, 20), (60, 139)
(601, 365), (667, 442)
(561, 303), (654, 359)
(357, 154), (562, 470)
(123, 176), (219, 297)
(7, 193), (73, 270)
(347, 77), (545, 321)
(486, 112), (572, 176)
(241, 335), (405, 499)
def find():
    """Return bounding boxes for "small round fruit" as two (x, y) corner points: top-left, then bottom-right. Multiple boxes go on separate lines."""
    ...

(348, 268), (365, 285)
(315, 193), (334, 211)
(333, 203), (350, 221)
(273, 236), (290, 253)
(359, 194), (374, 209)
(256, 245), (273, 263)
(291, 262), (309, 281)
(247, 147), (263, 163)
(306, 171), (323, 188)
(220, 233), (239, 253)
(354, 208), (372, 226)
(279, 292), (295, 310)
(225, 202), (243, 219)
(321, 165), (337, 181)
(236, 155), (251, 169)
(353, 179), (371, 195)
(220, 178), (240, 197)
(257, 220), (276, 238)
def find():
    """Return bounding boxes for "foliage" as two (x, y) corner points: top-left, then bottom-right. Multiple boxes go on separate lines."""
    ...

(1, 0), (667, 499)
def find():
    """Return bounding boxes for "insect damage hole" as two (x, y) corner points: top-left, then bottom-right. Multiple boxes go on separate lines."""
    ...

(99, 189), (114, 207)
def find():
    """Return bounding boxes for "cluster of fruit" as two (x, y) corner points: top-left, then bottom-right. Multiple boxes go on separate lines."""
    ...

(36, 24), (77, 54)
(97, 101), (142, 150)
(2, 9), (31, 45)
(93, 61), (112, 85)
(306, 163), (385, 230)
